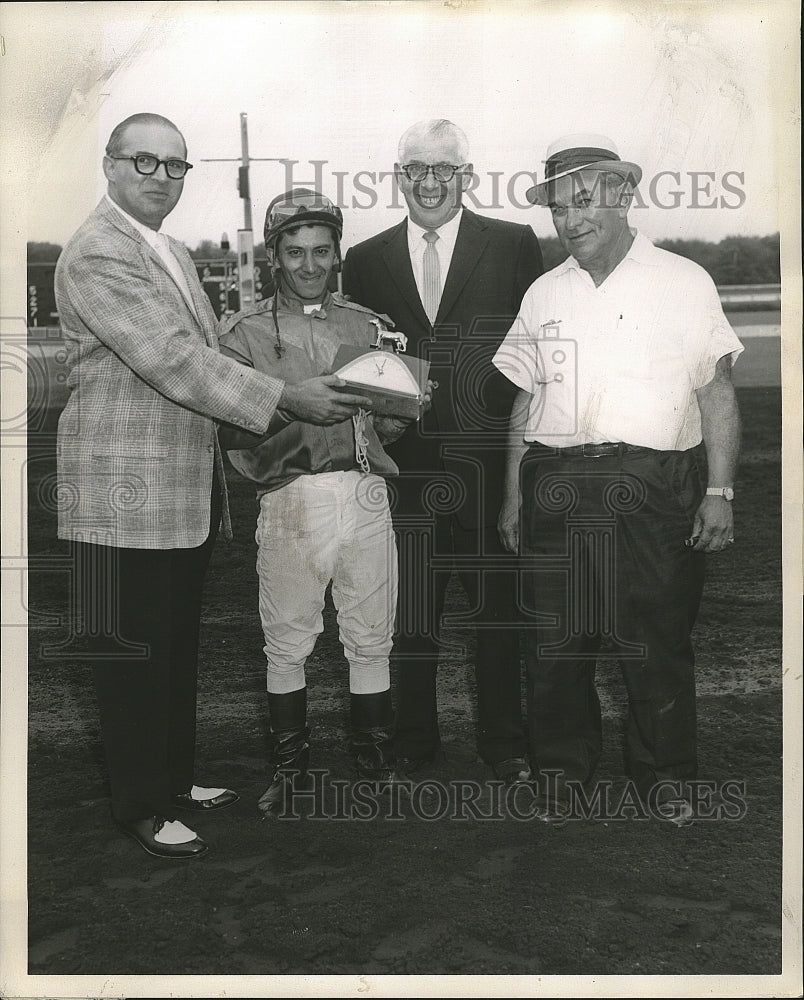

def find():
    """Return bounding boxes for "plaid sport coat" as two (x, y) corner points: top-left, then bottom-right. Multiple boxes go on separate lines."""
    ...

(54, 198), (283, 548)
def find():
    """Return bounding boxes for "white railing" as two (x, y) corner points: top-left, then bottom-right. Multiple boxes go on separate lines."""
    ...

(717, 284), (781, 306)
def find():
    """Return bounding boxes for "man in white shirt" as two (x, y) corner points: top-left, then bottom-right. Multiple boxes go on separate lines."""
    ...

(493, 134), (743, 823)
(54, 113), (371, 859)
(343, 120), (544, 783)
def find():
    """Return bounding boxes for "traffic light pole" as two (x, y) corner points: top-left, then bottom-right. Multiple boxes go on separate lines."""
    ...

(200, 112), (287, 311)
(235, 113), (256, 308)
(239, 112), (253, 232)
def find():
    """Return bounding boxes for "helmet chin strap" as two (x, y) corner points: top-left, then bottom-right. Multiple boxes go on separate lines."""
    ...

(271, 289), (282, 359)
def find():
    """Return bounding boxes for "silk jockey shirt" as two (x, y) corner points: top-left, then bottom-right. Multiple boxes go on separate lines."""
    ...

(217, 287), (398, 494)
(492, 231), (744, 451)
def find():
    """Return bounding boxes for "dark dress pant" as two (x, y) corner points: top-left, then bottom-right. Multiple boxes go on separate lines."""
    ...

(519, 446), (706, 799)
(73, 487), (221, 823)
(393, 512), (525, 764)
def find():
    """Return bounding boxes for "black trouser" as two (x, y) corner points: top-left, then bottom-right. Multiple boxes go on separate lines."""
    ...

(73, 488), (221, 823)
(392, 514), (525, 764)
(519, 445), (705, 799)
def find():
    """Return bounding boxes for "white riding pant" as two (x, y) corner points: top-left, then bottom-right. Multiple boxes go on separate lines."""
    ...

(255, 471), (398, 695)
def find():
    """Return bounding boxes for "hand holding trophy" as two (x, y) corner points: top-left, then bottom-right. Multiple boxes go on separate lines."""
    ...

(332, 319), (432, 421)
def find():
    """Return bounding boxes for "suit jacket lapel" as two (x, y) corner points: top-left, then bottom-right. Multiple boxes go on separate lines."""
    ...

(436, 210), (490, 323)
(99, 198), (174, 283)
(97, 200), (214, 343)
(168, 237), (218, 344)
(381, 220), (431, 330)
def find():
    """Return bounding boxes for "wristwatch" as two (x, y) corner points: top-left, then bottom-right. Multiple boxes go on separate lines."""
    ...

(706, 487), (735, 501)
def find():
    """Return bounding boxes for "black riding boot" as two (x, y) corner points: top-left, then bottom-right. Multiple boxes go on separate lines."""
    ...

(349, 690), (401, 789)
(258, 687), (310, 818)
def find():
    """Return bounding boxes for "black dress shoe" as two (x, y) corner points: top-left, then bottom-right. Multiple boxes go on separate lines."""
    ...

(654, 798), (695, 827)
(172, 788), (240, 811)
(491, 757), (532, 787)
(395, 754), (436, 777)
(115, 816), (209, 860)
(531, 794), (571, 825)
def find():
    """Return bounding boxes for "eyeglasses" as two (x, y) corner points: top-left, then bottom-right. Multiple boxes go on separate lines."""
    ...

(400, 162), (465, 183)
(108, 153), (194, 179)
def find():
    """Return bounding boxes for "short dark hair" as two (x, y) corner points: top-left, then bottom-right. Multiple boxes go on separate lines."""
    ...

(105, 113), (186, 157)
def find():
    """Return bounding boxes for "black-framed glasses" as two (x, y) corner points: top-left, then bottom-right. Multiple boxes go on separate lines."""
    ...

(109, 153), (193, 179)
(401, 162), (465, 183)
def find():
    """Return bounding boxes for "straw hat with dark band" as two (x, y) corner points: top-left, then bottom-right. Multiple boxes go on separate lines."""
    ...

(526, 133), (642, 206)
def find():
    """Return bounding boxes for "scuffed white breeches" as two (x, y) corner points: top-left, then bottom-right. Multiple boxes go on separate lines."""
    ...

(255, 471), (398, 695)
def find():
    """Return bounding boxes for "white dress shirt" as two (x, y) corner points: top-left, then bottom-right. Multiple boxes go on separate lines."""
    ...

(406, 208), (463, 314)
(105, 195), (199, 320)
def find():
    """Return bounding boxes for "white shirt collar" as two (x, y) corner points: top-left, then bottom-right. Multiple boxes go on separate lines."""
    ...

(623, 230), (661, 264)
(105, 194), (162, 250)
(561, 229), (658, 276)
(407, 207), (464, 255)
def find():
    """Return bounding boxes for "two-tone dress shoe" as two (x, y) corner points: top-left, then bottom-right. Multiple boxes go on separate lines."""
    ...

(172, 785), (240, 812)
(115, 816), (208, 860)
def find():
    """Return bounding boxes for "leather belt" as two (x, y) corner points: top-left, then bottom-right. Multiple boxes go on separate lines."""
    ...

(530, 442), (651, 459)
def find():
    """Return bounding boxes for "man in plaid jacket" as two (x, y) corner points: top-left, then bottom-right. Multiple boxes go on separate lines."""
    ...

(54, 113), (371, 859)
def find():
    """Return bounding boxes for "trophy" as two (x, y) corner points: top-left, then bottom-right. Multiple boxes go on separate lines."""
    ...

(332, 318), (430, 421)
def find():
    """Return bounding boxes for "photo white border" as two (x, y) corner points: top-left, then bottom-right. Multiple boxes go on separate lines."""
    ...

(1, 2), (801, 997)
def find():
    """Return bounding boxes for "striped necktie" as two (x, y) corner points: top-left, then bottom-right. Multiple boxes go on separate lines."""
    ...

(422, 229), (441, 325)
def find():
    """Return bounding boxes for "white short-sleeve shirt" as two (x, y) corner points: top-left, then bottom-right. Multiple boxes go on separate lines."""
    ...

(492, 231), (744, 451)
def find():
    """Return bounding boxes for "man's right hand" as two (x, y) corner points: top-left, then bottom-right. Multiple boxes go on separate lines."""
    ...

(278, 375), (373, 426)
(497, 496), (521, 554)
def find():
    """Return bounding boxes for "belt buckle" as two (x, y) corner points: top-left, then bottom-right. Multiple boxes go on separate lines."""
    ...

(582, 442), (603, 459)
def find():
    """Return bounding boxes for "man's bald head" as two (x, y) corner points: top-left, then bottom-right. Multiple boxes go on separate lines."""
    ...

(397, 119), (469, 164)
(106, 113), (187, 159)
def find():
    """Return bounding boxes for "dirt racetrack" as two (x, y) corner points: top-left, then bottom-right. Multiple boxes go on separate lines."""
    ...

(17, 381), (798, 995)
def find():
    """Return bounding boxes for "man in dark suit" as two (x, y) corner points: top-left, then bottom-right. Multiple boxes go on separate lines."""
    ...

(342, 119), (543, 783)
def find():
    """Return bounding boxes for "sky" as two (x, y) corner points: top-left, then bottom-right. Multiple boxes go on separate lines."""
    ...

(1, 0), (798, 268)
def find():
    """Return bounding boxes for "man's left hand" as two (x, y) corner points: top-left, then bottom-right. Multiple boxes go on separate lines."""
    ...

(372, 379), (436, 442)
(374, 414), (412, 443)
(689, 495), (734, 553)
(421, 378), (436, 414)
